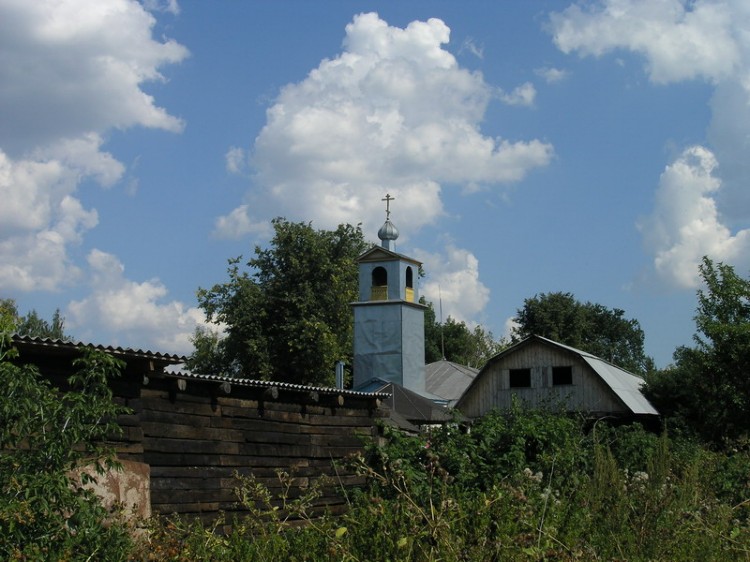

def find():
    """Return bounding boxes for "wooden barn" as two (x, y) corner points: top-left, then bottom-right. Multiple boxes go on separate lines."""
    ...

(9, 335), (388, 523)
(456, 335), (658, 419)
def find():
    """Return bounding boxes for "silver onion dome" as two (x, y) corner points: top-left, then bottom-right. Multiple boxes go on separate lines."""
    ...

(378, 219), (399, 244)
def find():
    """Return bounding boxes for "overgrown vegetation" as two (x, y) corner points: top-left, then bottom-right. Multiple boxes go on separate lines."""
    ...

(0, 331), (132, 560)
(140, 406), (750, 561)
(644, 257), (750, 446)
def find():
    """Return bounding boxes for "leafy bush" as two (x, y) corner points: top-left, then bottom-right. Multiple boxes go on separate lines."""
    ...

(0, 334), (132, 560)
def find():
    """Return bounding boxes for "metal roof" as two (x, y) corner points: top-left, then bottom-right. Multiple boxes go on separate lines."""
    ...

(11, 335), (390, 401)
(425, 359), (478, 405)
(356, 377), (452, 424)
(164, 369), (391, 399)
(10, 334), (185, 364)
(529, 336), (658, 415)
(579, 356), (658, 415)
(464, 335), (658, 416)
(357, 244), (422, 266)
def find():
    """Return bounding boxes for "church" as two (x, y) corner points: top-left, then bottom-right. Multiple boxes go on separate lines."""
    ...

(350, 195), (453, 429)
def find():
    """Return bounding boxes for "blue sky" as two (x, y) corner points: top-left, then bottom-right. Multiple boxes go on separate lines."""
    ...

(3, 0), (749, 368)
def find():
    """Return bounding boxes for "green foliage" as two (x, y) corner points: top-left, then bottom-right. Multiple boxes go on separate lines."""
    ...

(0, 298), (71, 341)
(423, 300), (505, 367)
(513, 291), (654, 375)
(644, 257), (750, 446)
(191, 218), (368, 385)
(0, 342), (132, 560)
(143, 407), (750, 561)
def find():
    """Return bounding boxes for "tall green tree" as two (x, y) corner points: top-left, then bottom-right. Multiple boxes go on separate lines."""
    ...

(0, 298), (70, 340)
(513, 292), (653, 375)
(190, 218), (368, 385)
(423, 300), (505, 368)
(644, 257), (750, 445)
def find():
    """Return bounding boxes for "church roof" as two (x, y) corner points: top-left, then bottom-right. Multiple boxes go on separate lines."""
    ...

(357, 244), (421, 265)
(356, 377), (452, 426)
(425, 359), (479, 406)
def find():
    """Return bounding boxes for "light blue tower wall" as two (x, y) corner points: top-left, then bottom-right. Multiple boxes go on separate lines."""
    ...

(357, 257), (419, 302)
(352, 246), (426, 394)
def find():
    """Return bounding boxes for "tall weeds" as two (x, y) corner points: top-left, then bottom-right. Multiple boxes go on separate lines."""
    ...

(142, 408), (750, 561)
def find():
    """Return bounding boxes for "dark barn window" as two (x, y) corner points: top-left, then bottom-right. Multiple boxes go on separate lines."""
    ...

(552, 366), (573, 386)
(509, 368), (531, 388)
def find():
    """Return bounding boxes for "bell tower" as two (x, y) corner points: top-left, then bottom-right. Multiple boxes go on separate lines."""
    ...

(352, 195), (426, 394)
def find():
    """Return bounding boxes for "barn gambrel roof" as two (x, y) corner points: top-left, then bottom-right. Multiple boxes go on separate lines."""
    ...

(458, 335), (658, 416)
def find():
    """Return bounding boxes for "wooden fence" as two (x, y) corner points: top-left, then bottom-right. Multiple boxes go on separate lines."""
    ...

(11, 336), (388, 523)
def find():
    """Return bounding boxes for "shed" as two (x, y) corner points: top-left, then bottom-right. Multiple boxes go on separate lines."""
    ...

(8, 335), (390, 523)
(456, 335), (658, 419)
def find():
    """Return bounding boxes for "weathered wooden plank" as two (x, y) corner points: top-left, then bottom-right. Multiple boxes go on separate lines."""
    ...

(238, 443), (313, 457)
(150, 466), (233, 478)
(210, 416), (302, 434)
(251, 408), (378, 427)
(141, 421), (245, 443)
(309, 433), (366, 447)
(146, 452), (316, 468)
(140, 408), (212, 428)
(115, 413), (141, 428)
(299, 424), (375, 436)
(143, 437), (240, 455)
(151, 502), (220, 514)
(152, 488), (236, 504)
(141, 398), (219, 418)
(113, 442), (144, 454)
(239, 431), (312, 446)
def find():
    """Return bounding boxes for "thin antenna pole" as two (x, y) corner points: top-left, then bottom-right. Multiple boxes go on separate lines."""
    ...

(439, 286), (445, 360)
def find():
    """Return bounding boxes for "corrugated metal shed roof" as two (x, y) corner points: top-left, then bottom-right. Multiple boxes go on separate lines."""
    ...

(165, 370), (391, 399)
(425, 359), (478, 405)
(10, 334), (185, 364)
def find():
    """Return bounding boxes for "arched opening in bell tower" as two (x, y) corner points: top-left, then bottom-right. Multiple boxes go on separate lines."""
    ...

(371, 266), (388, 300)
(405, 266), (414, 302)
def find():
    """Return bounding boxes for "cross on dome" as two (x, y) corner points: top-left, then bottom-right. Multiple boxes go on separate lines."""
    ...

(378, 193), (399, 249)
(382, 193), (394, 220)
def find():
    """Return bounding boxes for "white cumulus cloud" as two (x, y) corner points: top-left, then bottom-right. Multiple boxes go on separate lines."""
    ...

(550, 0), (741, 85)
(0, 0), (187, 292)
(550, 0), (750, 282)
(498, 82), (537, 106)
(414, 243), (490, 326)
(213, 205), (271, 240)
(236, 12), (553, 237)
(535, 66), (569, 84)
(225, 146), (248, 175)
(67, 250), (209, 354)
(639, 146), (750, 288)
